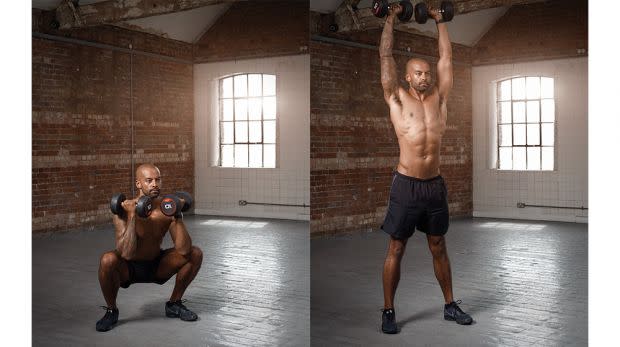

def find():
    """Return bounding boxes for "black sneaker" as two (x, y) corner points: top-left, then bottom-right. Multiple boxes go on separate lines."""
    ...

(381, 308), (398, 334)
(96, 306), (119, 332)
(444, 300), (473, 325)
(165, 300), (198, 321)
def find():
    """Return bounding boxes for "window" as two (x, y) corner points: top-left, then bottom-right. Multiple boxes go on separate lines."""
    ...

(219, 73), (277, 168)
(497, 76), (555, 171)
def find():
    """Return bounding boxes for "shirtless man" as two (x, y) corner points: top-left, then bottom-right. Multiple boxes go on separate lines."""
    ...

(379, 4), (472, 334)
(96, 164), (203, 332)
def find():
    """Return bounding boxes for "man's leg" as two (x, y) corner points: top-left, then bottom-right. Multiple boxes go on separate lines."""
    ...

(426, 234), (473, 325)
(155, 246), (203, 302)
(383, 237), (408, 309)
(96, 251), (129, 332)
(426, 234), (453, 304)
(154, 246), (203, 321)
(98, 251), (130, 309)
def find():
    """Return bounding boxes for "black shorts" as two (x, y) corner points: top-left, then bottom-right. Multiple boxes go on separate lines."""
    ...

(381, 171), (450, 239)
(120, 249), (167, 288)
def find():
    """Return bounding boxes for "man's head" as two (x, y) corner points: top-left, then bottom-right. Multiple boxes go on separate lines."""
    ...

(405, 58), (432, 93)
(135, 164), (161, 198)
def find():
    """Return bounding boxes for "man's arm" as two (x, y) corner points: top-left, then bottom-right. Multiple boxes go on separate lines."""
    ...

(379, 5), (402, 104)
(169, 216), (192, 256)
(432, 8), (453, 103)
(113, 202), (138, 259)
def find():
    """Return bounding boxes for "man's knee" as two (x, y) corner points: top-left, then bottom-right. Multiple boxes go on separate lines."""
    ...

(389, 239), (407, 258)
(99, 251), (120, 271)
(429, 236), (447, 257)
(190, 246), (203, 264)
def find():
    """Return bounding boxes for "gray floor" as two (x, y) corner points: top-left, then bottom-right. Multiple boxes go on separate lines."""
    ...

(311, 218), (588, 347)
(33, 215), (310, 347)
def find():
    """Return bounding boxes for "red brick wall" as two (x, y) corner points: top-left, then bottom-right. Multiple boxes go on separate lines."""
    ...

(194, 1), (309, 63)
(32, 25), (194, 233)
(310, 29), (473, 236)
(473, 0), (588, 65)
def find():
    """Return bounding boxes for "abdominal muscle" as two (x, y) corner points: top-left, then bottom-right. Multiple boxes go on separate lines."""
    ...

(391, 89), (446, 179)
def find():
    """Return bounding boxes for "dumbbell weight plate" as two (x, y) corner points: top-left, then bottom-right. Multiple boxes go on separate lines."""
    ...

(136, 196), (153, 219)
(441, 1), (454, 22)
(110, 193), (126, 215)
(175, 191), (193, 212)
(414, 2), (428, 24)
(398, 1), (414, 22)
(161, 194), (180, 217)
(372, 0), (389, 18)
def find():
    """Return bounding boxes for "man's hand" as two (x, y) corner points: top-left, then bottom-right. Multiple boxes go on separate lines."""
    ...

(387, 3), (403, 17)
(428, 5), (443, 23)
(121, 198), (137, 216)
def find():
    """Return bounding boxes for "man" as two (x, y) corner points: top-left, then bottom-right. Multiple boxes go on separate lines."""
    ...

(378, 4), (473, 334)
(96, 164), (203, 332)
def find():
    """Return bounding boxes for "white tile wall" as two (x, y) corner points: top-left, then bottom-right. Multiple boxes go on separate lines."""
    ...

(194, 55), (310, 220)
(472, 57), (588, 223)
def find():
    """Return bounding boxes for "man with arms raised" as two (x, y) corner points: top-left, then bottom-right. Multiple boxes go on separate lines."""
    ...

(379, 3), (473, 334)
(96, 164), (203, 332)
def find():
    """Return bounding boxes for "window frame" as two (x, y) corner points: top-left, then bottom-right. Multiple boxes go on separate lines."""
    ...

(495, 76), (556, 171)
(218, 73), (277, 168)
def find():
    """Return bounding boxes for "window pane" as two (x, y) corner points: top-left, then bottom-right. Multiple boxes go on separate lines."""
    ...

(263, 96), (276, 119)
(235, 99), (247, 120)
(513, 147), (526, 170)
(249, 144), (262, 168)
(499, 102), (511, 123)
(263, 74), (276, 96)
(513, 124), (526, 145)
(234, 144), (248, 167)
(499, 124), (512, 146)
(541, 100), (555, 122)
(264, 144), (276, 168)
(526, 77), (540, 99)
(542, 123), (554, 146)
(222, 77), (233, 98)
(499, 80), (511, 101)
(248, 74), (262, 97)
(499, 147), (512, 170)
(248, 97), (262, 120)
(264, 120), (276, 143)
(513, 102), (525, 123)
(221, 122), (233, 144)
(527, 124), (540, 145)
(249, 121), (261, 142)
(542, 147), (554, 170)
(221, 144), (234, 167)
(235, 121), (248, 142)
(222, 99), (233, 121)
(527, 147), (541, 170)
(541, 77), (554, 98)
(526, 101), (540, 122)
(512, 77), (526, 100)
(234, 74), (247, 97)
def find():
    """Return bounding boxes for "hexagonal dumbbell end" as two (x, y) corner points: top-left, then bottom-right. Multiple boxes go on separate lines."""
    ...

(110, 193), (126, 216)
(175, 191), (193, 212)
(160, 194), (181, 217)
(135, 196), (153, 219)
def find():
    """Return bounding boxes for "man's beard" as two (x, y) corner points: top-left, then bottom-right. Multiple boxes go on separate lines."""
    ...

(409, 81), (429, 92)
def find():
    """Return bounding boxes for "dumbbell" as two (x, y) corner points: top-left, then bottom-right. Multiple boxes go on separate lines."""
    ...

(372, 0), (414, 22)
(160, 191), (193, 217)
(110, 193), (153, 218)
(414, 1), (454, 24)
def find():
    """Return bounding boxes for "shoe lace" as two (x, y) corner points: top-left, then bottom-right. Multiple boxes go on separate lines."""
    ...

(172, 299), (189, 309)
(451, 300), (465, 314)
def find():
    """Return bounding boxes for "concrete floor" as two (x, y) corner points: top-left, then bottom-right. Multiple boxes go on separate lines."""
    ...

(311, 218), (587, 347)
(33, 215), (309, 347)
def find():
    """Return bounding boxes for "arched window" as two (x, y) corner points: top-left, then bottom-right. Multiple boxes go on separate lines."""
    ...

(219, 73), (277, 168)
(496, 76), (555, 170)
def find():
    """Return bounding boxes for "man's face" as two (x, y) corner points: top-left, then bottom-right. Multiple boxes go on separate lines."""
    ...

(406, 60), (432, 93)
(136, 167), (161, 198)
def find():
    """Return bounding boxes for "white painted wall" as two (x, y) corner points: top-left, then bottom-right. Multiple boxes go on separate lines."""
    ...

(194, 54), (310, 221)
(472, 57), (588, 223)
